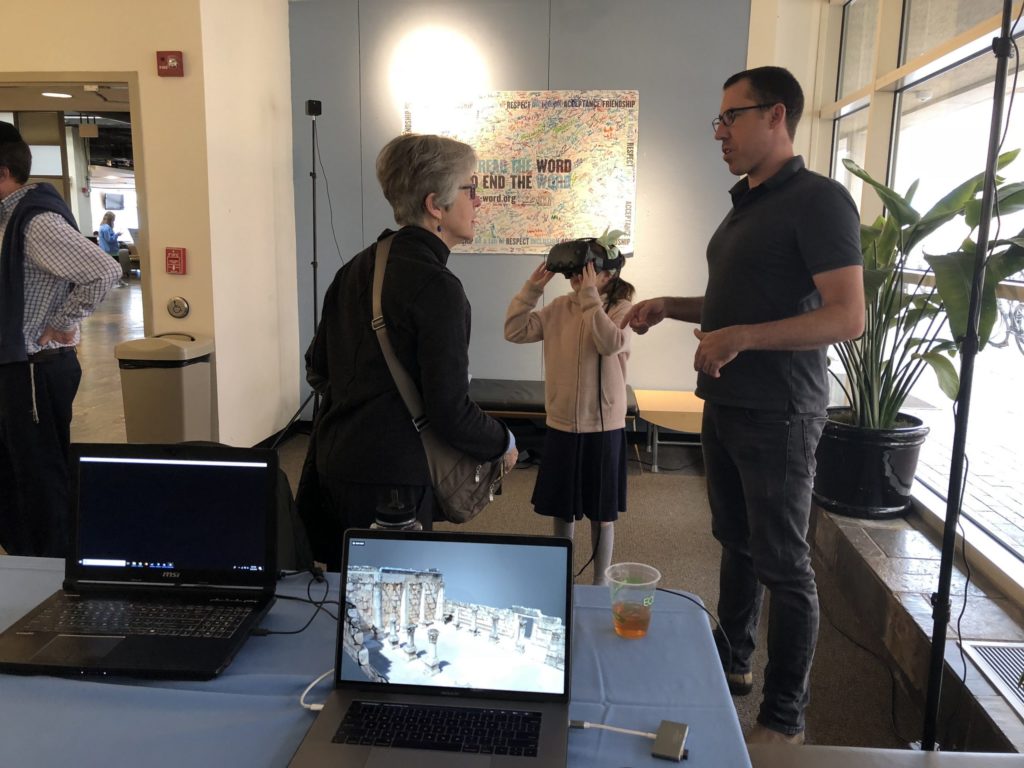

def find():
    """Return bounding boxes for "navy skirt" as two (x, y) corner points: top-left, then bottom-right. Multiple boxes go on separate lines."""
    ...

(531, 427), (627, 522)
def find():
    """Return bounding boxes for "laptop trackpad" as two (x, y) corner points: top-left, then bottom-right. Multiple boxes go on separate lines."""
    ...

(32, 634), (123, 664)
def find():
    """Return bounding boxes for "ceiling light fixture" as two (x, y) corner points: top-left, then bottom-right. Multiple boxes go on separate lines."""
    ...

(42, 92), (72, 99)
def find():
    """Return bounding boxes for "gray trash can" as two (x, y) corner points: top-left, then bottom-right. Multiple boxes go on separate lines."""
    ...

(115, 334), (214, 443)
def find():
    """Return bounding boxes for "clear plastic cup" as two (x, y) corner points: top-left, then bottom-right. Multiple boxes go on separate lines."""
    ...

(605, 562), (661, 639)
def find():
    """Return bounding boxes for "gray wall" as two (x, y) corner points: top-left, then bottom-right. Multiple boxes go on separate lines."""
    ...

(289, 0), (751, 409)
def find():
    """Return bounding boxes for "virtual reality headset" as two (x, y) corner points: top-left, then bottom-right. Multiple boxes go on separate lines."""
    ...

(545, 237), (628, 276)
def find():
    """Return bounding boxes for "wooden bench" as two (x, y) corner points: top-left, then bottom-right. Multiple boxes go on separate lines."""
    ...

(632, 389), (704, 472)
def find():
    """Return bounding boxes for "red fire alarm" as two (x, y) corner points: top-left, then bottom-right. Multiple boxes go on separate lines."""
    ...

(156, 51), (184, 77)
(165, 247), (187, 275)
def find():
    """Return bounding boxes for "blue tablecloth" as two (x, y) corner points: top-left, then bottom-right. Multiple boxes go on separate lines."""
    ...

(0, 556), (749, 767)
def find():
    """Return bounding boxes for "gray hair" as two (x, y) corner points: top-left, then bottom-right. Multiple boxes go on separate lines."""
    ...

(376, 134), (476, 227)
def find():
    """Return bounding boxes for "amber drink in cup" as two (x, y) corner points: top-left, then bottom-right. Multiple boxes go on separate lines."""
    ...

(605, 562), (661, 639)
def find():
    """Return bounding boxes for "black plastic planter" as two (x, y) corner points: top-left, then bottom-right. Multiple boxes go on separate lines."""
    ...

(812, 408), (930, 520)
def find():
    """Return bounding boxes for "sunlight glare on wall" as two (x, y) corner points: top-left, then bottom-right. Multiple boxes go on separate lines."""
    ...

(388, 26), (490, 135)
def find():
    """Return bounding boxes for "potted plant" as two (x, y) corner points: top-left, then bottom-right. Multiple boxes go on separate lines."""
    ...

(813, 153), (1024, 519)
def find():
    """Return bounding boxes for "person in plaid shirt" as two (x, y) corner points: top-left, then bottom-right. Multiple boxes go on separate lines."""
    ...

(0, 121), (119, 557)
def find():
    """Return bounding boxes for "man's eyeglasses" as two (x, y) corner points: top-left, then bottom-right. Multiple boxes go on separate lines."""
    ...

(711, 103), (775, 131)
(458, 183), (478, 200)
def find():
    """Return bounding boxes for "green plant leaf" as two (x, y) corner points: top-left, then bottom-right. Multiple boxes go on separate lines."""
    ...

(917, 350), (960, 399)
(986, 248), (1024, 282)
(903, 149), (1019, 251)
(927, 242), (1024, 348)
(837, 149), (1020, 426)
(927, 250), (978, 342)
(905, 175), (983, 253)
(843, 158), (921, 226)
(980, 244), (1024, 347)
(862, 267), (889, 304)
(965, 182), (1024, 229)
(877, 216), (901, 271)
(904, 179), (920, 206)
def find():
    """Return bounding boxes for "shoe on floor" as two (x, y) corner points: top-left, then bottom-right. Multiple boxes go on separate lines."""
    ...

(745, 723), (805, 745)
(726, 671), (753, 696)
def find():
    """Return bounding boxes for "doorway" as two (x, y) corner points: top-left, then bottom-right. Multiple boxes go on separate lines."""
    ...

(1, 78), (146, 443)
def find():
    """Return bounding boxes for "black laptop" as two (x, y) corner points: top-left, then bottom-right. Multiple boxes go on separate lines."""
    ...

(0, 442), (278, 680)
(289, 528), (573, 768)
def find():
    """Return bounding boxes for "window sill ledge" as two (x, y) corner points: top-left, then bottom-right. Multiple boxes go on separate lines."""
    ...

(812, 503), (1024, 752)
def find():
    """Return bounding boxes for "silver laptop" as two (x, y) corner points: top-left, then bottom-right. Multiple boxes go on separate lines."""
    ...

(289, 529), (572, 768)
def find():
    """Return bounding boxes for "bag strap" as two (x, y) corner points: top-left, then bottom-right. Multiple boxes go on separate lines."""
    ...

(370, 235), (437, 445)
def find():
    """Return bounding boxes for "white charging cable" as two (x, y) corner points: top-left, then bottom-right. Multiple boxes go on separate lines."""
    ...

(570, 719), (657, 739)
(571, 718), (690, 761)
(300, 668), (334, 712)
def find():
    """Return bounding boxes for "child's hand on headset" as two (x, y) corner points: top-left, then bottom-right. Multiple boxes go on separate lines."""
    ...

(579, 261), (600, 291)
(527, 260), (555, 289)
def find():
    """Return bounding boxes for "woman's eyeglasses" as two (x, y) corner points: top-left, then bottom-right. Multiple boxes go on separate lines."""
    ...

(458, 183), (478, 200)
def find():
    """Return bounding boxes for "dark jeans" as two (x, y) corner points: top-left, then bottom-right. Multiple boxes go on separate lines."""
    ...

(0, 351), (81, 557)
(702, 402), (825, 735)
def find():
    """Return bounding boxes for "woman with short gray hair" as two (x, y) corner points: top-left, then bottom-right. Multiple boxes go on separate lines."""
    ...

(298, 133), (517, 569)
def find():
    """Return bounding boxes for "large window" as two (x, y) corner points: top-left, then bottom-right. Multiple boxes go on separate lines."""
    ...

(831, 107), (870, 206)
(893, 51), (1024, 271)
(838, 0), (881, 97)
(826, 0), (1024, 566)
(903, 0), (1005, 62)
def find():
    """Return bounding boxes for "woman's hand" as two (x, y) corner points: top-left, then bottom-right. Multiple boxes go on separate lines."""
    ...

(527, 261), (555, 289)
(502, 446), (519, 473)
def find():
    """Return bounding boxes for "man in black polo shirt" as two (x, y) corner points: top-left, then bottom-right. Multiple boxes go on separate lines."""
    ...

(622, 67), (863, 743)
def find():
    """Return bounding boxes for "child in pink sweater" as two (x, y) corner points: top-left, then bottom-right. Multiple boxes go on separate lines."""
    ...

(505, 256), (634, 584)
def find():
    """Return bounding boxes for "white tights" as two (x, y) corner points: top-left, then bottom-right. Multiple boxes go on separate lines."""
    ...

(553, 518), (615, 585)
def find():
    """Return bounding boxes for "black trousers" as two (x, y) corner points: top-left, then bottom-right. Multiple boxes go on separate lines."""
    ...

(0, 351), (81, 557)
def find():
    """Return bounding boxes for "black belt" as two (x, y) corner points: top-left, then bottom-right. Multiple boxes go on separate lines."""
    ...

(27, 347), (76, 363)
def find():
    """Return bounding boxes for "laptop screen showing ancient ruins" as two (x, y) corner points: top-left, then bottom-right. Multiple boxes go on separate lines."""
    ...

(339, 534), (570, 696)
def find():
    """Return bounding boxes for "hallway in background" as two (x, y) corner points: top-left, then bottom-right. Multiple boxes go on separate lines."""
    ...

(71, 275), (143, 444)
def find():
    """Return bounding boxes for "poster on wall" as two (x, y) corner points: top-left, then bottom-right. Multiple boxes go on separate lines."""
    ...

(404, 90), (638, 254)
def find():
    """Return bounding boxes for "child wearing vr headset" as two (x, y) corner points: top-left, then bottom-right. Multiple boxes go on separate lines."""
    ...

(504, 234), (634, 584)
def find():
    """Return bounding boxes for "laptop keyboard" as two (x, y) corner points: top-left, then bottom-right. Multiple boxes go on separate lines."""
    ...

(332, 701), (542, 756)
(24, 600), (250, 639)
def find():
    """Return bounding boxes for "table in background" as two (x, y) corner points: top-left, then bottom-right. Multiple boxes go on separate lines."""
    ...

(0, 556), (749, 768)
(634, 389), (704, 472)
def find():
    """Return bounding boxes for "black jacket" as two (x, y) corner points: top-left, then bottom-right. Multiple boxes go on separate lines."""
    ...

(306, 226), (507, 486)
